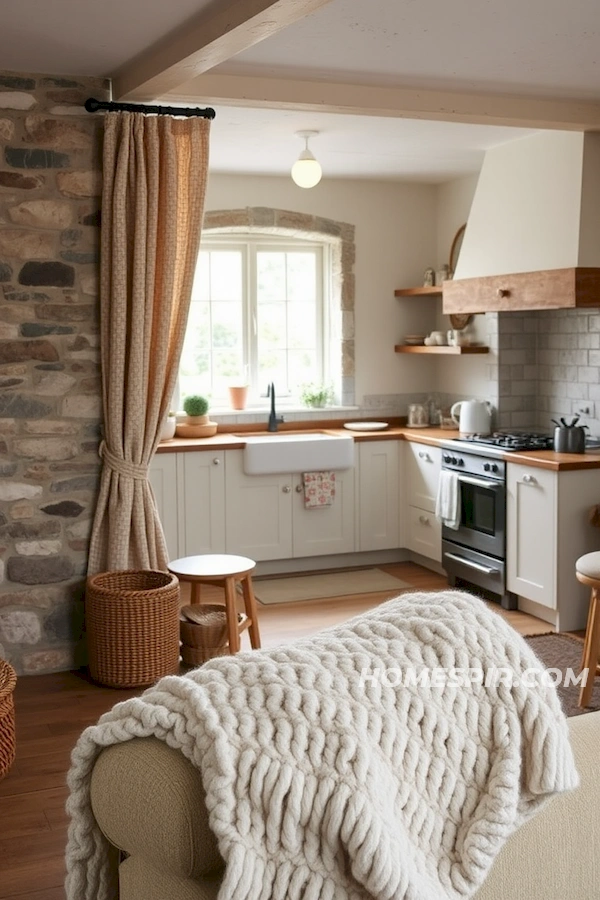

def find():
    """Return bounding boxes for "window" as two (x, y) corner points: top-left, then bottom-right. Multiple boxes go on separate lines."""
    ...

(179, 235), (330, 406)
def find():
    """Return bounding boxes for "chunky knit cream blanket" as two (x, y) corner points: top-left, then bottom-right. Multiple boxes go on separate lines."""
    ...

(66, 590), (578, 900)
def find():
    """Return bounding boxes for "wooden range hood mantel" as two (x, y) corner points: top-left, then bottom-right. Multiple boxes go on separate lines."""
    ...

(442, 267), (600, 314)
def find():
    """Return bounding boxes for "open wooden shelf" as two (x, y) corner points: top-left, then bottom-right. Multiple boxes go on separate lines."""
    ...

(394, 344), (489, 355)
(394, 286), (442, 297)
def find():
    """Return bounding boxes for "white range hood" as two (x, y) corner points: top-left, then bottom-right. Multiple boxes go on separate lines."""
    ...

(454, 131), (600, 280)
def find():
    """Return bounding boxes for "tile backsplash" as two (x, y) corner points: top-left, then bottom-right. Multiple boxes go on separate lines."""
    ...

(497, 308), (600, 436)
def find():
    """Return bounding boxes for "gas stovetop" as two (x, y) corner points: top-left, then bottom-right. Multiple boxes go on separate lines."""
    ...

(452, 432), (554, 452)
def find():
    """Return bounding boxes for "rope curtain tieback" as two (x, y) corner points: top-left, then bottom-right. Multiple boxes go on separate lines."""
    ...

(99, 441), (149, 480)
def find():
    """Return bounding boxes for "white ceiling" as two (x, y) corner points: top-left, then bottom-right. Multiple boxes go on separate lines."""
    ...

(3, 0), (600, 182)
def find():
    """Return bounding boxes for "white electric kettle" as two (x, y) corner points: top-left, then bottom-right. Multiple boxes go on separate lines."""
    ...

(451, 399), (493, 435)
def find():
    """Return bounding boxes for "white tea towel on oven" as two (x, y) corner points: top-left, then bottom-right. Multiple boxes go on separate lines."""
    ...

(436, 469), (460, 529)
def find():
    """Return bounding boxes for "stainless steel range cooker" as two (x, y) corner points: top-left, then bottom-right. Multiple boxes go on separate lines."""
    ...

(438, 432), (557, 610)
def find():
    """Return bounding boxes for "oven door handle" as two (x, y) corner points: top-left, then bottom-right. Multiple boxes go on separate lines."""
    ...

(456, 474), (500, 490)
(444, 551), (500, 576)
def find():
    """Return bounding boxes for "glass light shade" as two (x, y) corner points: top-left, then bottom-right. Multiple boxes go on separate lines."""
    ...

(291, 150), (322, 188)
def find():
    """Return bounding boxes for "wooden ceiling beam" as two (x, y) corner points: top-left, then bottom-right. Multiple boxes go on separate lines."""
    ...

(112, 0), (335, 101)
(165, 72), (600, 131)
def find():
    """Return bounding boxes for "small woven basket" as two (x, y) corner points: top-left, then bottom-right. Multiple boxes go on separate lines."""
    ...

(0, 659), (17, 780)
(180, 603), (241, 665)
(86, 570), (180, 688)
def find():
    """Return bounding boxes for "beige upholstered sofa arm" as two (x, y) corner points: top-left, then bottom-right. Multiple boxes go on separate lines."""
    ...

(90, 712), (600, 900)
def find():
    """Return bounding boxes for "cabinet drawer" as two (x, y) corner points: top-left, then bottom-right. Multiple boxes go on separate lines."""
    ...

(405, 443), (441, 513)
(407, 505), (441, 562)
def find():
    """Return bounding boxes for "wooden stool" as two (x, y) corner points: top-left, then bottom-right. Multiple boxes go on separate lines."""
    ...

(167, 554), (261, 654)
(576, 551), (600, 707)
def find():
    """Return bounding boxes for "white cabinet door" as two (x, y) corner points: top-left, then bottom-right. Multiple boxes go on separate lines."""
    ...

(292, 469), (355, 557)
(357, 441), (399, 551)
(180, 451), (226, 556)
(506, 464), (556, 608)
(407, 506), (442, 562)
(405, 442), (441, 513)
(224, 450), (292, 560)
(149, 453), (179, 560)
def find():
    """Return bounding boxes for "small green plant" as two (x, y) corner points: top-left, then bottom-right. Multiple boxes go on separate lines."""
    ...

(183, 394), (209, 418)
(300, 383), (334, 408)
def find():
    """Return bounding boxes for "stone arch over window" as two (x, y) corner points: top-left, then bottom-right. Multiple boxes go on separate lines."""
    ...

(203, 207), (356, 405)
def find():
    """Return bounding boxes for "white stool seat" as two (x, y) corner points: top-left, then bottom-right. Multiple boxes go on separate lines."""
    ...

(168, 554), (255, 579)
(167, 554), (261, 656)
(575, 551), (600, 580)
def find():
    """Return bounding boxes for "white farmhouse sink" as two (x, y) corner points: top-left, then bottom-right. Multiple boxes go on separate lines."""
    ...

(239, 431), (355, 475)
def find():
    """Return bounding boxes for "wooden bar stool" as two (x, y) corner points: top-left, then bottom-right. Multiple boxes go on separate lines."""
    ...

(167, 554), (261, 654)
(575, 551), (600, 707)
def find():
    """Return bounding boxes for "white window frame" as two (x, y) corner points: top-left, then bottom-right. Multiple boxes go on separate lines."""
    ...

(180, 233), (331, 408)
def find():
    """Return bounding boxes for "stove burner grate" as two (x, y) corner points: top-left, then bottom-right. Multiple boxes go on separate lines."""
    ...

(455, 432), (554, 451)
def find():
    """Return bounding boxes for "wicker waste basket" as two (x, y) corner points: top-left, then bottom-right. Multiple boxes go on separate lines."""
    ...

(0, 659), (17, 781)
(86, 570), (180, 688)
(180, 604), (243, 665)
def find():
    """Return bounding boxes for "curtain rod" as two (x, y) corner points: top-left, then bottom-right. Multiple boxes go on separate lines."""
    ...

(84, 98), (216, 119)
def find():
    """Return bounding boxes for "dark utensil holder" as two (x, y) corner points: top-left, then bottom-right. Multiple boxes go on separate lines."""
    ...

(553, 426), (570, 453)
(567, 426), (585, 453)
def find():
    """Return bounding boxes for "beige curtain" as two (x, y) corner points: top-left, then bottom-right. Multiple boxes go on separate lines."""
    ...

(88, 112), (210, 574)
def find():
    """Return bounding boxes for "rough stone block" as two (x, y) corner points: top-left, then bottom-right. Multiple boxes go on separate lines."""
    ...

(66, 518), (92, 540)
(9, 199), (73, 229)
(0, 92), (36, 110)
(0, 395), (53, 420)
(0, 481), (42, 501)
(0, 170), (45, 190)
(22, 646), (74, 674)
(0, 341), (58, 364)
(56, 170), (102, 197)
(10, 500), (34, 520)
(15, 539), (62, 556)
(0, 610), (41, 644)
(60, 249), (98, 264)
(0, 262), (12, 281)
(0, 323), (19, 339)
(24, 116), (92, 150)
(0, 587), (60, 609)
(0, 118), (15, 141)
(41, 500), (84, 517)
(34, 372), (77, 395)
(5, 147), (70, 168)
(0, 75), (36, 90)
(1, 520), (60, 540)
(23, 420), (79, 435)
(7, 555), (74, 584)
(61, 395), (102, 418)
(18, 261), (75, 287)
(20, 323), (74, 337)
(50, 475), (99, 493)
(13, 438), (79, 460)
(0, 459), (18, 477)
(0, 229), (55, 259)
(35, 304), (93, 321)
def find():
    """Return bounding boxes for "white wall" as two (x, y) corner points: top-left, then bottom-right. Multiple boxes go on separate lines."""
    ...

(205, 174), (438, 403)
(434, 175), (495, 403)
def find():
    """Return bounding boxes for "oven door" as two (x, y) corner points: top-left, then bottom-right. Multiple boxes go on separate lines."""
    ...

(442, 472), (505, 558)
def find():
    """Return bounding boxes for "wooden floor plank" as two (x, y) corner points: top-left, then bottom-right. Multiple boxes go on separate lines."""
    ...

(0, 563), (556, 898)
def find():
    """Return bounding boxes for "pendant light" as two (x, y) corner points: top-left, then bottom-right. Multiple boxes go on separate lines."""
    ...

(291, 130), (322, 189)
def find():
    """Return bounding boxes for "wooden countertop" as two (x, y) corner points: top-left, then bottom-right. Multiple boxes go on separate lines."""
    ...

(156, 422), (600, 471)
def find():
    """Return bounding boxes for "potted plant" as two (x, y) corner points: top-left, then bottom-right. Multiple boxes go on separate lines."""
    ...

(300, 383), (334, 408)
(176, 394), (218, 438)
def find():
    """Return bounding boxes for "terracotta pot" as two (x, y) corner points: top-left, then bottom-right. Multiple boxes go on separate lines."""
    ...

(228, 386), (249, 410)
(175, 421), (218, 439)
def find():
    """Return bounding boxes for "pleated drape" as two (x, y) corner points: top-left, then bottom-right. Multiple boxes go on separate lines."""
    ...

(88, 112), (210, 574)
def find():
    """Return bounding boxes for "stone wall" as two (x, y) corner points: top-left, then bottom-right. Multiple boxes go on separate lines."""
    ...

(0, 71), (108, 674)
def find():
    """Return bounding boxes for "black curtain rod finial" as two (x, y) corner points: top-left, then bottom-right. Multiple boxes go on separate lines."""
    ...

(84, 97), (216, 120)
